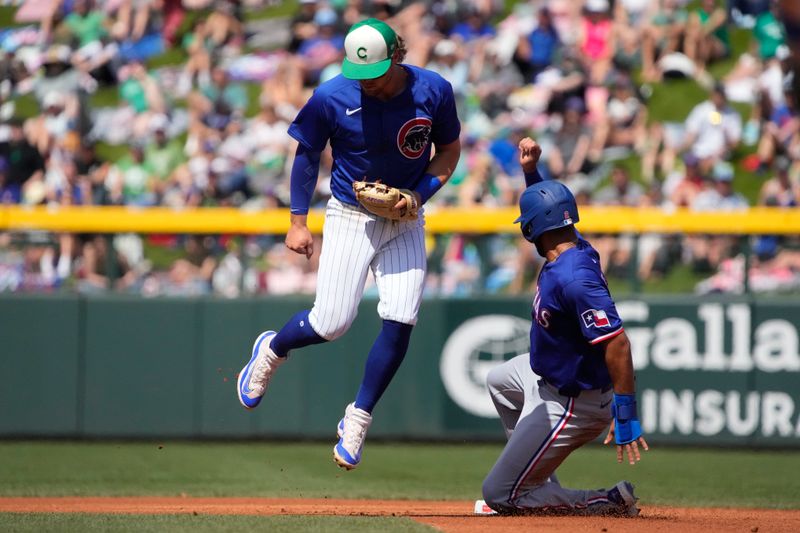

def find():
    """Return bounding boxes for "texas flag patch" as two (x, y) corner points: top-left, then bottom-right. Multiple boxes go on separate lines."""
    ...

(582, 309), (610, 328)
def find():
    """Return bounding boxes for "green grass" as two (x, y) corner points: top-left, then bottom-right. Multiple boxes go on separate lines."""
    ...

(0, 442), (798, 509)
(645, 78), (710, 125)
(0, 514), (432, 532)
(244, 0), (301, 21)
(0, 6), (24, 28)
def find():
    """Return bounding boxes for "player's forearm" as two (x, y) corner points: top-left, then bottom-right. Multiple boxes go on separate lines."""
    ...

(427, 139), (461, 178)
(416, 139), (461, 203)
(425, 139), (461, 184)
(523, 166), (543, 187)
(603, 331), (636, 394)
(289, 145), (321, 215)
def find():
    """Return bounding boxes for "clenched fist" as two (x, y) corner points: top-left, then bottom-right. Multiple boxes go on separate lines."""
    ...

(518, 137), (542, 175)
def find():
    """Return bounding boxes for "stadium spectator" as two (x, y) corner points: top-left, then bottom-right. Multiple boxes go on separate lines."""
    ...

(245, 94), (291, 200)
(179, 19), (214, 94)
(754, 2), (789, 62)
(106, 141), (156, 206)
(0, 120), (45, 203)
(756, 78), (799, 166)
(457, 153), (513, 208)
(693, 162), (749, 211)
(641, 0), (690, 82)
(73, 142), (109, 205)
(595, 167), (645, 206)
(143, 115), (185, 199)
(426, 39), (469, 102)
(759, 155), (800, 206)
(194, 66), (248, 116)
(469, 41), (525, 119)
(675, 83), (743, 170)
(256, 241), (318, 295)
(0, 158), (19, 204)
(591, 166), (645, 277)
(0, 0), (797, 296)
(26, 91), (78, 155)
(685, 0), (730, 78)
(589, 75), (647, 161)
(259, 56), (307, 118)
(118, 61), (167, 138)
(64, 0), (107, 48)
(612, 0), (653, 73)
(205, 0), (245, 53)
(547, 97), (593, 180)
(688, 162), (748, 273)
(450, 5), (496, 45)
(288, 0), (321, 53)
(666, 152), (709, 208)
(296, 7), (344, 85)
(76, 234), (138, 292)
(515, 6), (560, 82)
(439, 234), (482, 296)
(579, 0), (615, 85)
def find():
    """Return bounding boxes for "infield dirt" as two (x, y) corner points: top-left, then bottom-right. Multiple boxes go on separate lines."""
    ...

(0, 497), (797, 532)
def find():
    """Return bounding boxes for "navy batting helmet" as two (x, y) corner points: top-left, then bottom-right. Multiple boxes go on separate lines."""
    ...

(514, 180), (579, 243)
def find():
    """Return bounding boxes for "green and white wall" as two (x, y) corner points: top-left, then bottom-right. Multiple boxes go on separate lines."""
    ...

(2, 295), (798, 446)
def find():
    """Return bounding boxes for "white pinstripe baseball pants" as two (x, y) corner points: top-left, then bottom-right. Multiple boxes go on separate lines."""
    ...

(308, 197), (427, 341)
(482, 354), (614, 513)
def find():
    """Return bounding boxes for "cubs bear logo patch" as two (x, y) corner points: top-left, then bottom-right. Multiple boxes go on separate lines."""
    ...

(397, 117), (432, 159)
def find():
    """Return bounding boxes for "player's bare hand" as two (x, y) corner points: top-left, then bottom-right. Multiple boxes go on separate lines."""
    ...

(286, 219), (314, 259)
(392, 191), (422, 215)
(604, 420), (649, 465)
(518, 137), (542, 174)
(617, 437), (649, 465)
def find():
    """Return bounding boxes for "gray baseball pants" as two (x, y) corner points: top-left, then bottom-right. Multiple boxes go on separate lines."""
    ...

(482, 354), (615, 513)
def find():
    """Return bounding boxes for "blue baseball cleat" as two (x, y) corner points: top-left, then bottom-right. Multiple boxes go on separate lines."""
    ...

(333, 403), (372, 470)
(237, 331), (285, 410)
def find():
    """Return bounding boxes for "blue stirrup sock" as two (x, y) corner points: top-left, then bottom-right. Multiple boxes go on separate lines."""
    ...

(354, 320), (414, 414)
(270, 309), (327, 357)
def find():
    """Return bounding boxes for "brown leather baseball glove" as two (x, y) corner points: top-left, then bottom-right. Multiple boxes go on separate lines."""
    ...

(352, 180), (419, 221)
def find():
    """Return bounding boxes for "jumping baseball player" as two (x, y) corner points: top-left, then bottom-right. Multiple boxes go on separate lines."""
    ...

(478, 138), (648, 516)
(237, 18), (461, 470)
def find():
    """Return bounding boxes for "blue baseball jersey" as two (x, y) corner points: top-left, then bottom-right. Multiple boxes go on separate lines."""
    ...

(287, 64), (461, 206)
(530, 237), (623, 393)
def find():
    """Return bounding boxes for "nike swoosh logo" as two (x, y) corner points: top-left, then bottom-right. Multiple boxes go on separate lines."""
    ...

(346, 107), (362, 116)
(600, 399), (612, 409)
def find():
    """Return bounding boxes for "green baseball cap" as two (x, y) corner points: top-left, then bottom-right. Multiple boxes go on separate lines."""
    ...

(342, 18), (398, 80)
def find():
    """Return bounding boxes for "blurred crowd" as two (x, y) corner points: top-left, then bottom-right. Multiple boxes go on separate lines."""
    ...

(1, 0), (800, 296)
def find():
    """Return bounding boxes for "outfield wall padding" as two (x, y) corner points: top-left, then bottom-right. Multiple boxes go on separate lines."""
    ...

(1, 295), (798, 446)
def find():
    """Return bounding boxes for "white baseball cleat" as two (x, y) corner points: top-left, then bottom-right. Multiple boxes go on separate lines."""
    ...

(474, 500), (498, 515)
(333, 403), (372, 470)
(237, 331), (285, 410)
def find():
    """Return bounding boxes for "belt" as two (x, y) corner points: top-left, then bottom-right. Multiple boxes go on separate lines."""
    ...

(539, 379), (613, 398)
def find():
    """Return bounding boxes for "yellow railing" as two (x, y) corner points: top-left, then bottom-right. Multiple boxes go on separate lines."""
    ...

(1, 206), (799, 235)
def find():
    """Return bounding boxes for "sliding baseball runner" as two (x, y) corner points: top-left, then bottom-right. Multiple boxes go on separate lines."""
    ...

(477, 138), (648, 516)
